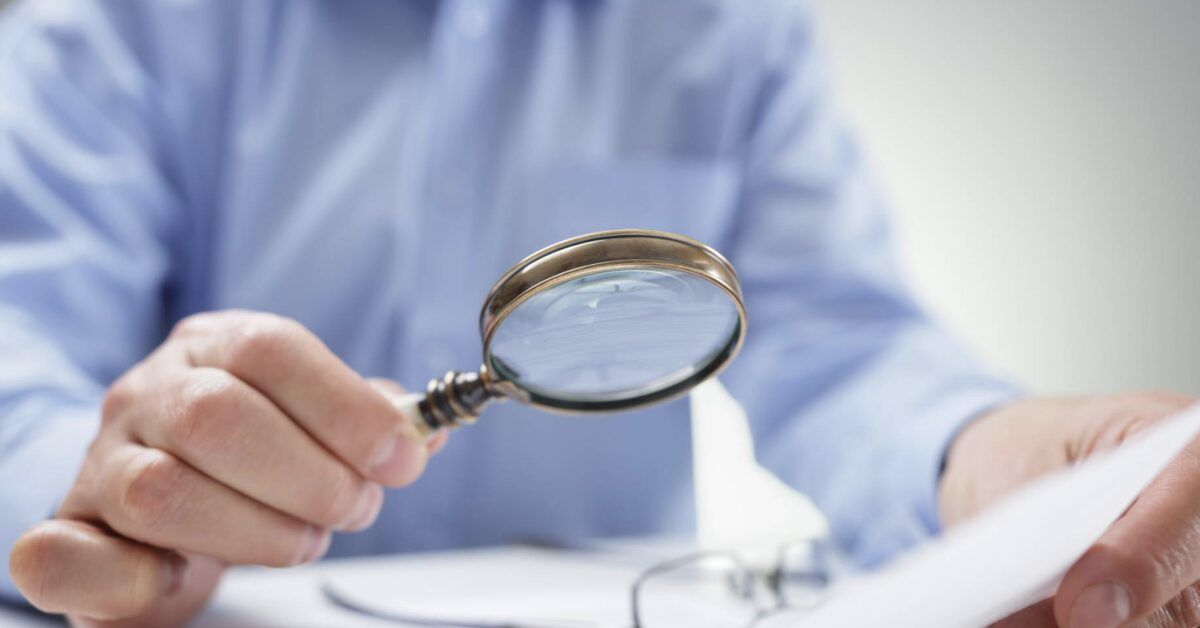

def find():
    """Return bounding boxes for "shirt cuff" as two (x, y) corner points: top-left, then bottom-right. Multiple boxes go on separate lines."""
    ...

(914, 385), (1021, 536)
(852, 382), (1021, 567)
(0, 400), (99, 602)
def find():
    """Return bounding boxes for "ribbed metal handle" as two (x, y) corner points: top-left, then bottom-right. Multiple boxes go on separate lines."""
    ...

(406, 370), (498, 437)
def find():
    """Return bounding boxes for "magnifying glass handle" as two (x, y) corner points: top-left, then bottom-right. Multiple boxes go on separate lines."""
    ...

(391, 370), (500, 439)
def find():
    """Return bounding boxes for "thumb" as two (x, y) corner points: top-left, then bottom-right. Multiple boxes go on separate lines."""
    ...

(1054, 441), (1200, 628)
(366, 378), (449, 454)
(11, 519), (226, 626)
(10, 519), (184, 620)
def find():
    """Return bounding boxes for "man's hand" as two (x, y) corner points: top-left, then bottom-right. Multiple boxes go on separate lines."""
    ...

(8, 310), (445, 627)
(940, 393), (1200, 628)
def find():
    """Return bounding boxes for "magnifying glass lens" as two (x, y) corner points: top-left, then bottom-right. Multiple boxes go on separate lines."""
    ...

(488, 268), (741, 405)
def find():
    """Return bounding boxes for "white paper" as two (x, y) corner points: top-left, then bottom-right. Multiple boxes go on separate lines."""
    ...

(196, 546), (655, 627)
(318, 547), (648, 627)
(196, 404), (1200, 627)
(760, 402), (1200, 628)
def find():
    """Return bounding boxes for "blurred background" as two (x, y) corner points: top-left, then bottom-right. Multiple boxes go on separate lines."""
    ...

(810, 0), (1200, 397)
(3, 0), (1191, 395)
(1, 0), (1195, 545)
(708, 0), (1200, 545)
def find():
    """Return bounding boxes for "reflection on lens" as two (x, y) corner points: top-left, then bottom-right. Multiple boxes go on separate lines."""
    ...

(488, 268), (739, 404)
(635, 555), (760, 628)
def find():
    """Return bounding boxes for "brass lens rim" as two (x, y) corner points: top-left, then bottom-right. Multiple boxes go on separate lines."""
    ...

(477, 229), (747, 413)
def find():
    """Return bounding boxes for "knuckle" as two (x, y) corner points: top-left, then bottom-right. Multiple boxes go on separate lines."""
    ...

(169, 312), (215, 340)
(1135, 606), (1169, 628)
(1105, 546), (1184, 616)
(101, 376), (139, 424)
(1146, 541), (1193, 592)
(166, 371), (240, 452)
(1140, 604), (1193, 628)
(1168, 583), (1200, 627)
(224, 315), (304, 374)
(115, 450), (189, 534)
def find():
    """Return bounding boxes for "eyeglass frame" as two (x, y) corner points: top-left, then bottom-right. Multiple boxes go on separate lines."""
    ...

(629, 541), (836, 628)
(318, 539), (838, 627)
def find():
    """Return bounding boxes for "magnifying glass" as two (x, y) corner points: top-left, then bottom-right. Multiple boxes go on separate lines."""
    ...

(394, 229), (748, 437)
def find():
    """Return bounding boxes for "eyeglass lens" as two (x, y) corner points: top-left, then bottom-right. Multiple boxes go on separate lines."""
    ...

(634, 543), (835, 628)
(634, 554), (762, 628)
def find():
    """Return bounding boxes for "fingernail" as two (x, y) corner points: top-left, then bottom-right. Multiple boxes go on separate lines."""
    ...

(1070, 582), (1132, 628)
(163, 554), (188, 595)
(368, 432), (421, 481)
(297, 527), (330, 564)
(341, 484), (383, 530)
(368, 436), (397, 475)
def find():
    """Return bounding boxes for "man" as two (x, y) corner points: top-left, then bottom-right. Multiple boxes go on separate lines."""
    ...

(0, 2), (1194, 627)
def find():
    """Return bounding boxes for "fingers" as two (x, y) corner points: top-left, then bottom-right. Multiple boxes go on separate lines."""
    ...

(1055, 436), (1200, 628)
(1130, 583), (1200, 628)
(13, 310), (443, 625)
(172, 311), (427, 486)
(995, 592), (1200, 628)
(989, 599), (1057, 628)
(367, 378), (449, 454)
(131, 366), (383, 531)
(9, 520), (182, 620)
(93, 444), (329, 567)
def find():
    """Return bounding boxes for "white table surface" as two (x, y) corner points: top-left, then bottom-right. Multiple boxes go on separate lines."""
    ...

(0, 540), (691, 627)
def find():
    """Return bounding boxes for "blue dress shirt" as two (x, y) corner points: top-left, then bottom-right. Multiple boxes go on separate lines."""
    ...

(0, 0), (1018, 599)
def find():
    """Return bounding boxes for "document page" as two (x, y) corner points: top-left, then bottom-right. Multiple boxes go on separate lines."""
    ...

(760, 403), (1200, 628)
(198, 405), (1200, 627)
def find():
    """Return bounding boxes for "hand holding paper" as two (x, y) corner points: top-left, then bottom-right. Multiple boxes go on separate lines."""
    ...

(763, 396), (1200, 628)
(945, 394), (1200, 627)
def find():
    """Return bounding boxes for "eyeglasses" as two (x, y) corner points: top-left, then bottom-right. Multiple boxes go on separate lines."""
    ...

(320, 539), (838, 628)
(630, 540), (836, 628)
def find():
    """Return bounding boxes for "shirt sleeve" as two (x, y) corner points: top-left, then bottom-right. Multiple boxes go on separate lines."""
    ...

(719, 2), (1021, 567)
(0, 1), (183, 599)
